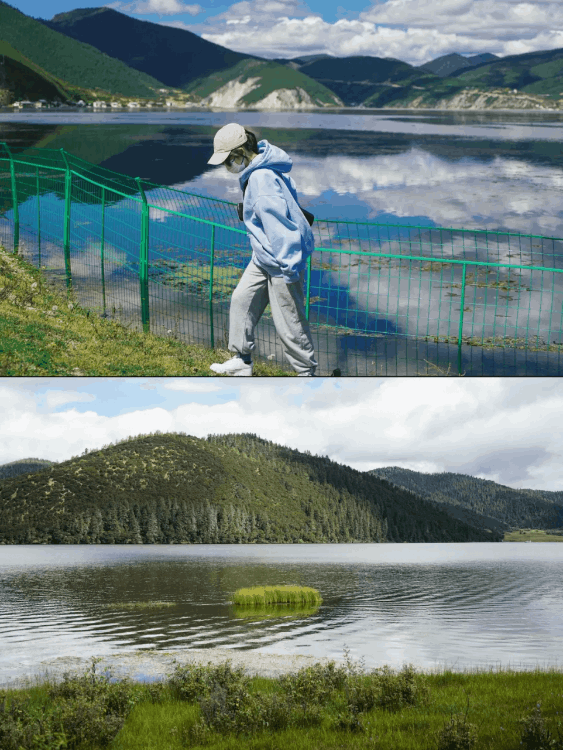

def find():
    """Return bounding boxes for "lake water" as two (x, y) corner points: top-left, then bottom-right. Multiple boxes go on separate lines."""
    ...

(2, 108), (563, 236)
(1, 109), (563, 375)
(1, 542), (562, 688)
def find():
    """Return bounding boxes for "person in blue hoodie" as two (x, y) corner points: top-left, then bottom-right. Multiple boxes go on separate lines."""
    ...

(207, 123), (317, 377)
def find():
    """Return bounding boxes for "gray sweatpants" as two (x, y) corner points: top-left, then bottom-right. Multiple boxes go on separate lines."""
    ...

(228, 259), (318, 374)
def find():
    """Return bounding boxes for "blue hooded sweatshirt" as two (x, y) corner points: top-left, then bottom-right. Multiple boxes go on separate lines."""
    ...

(238, 139), (314, 284)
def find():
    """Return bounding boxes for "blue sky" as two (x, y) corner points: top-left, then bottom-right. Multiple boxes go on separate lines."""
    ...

(7, 0), (563, 66)
(1, 378), (562, 492)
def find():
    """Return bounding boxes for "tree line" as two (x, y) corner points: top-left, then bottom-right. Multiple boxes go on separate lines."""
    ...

(0, 431), (504, 545)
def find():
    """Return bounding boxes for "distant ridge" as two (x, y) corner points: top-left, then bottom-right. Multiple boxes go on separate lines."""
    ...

(367, 466), (563, 533)
(418, 52), (499, 78)
(0, 0), (167, 99)
(0, 458), (56, 482)
(39, 6), (265, 90)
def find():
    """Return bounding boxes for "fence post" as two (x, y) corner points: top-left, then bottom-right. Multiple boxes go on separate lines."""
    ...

(101, 186), (106, 317)
(135, 177), (150, 333)
(209, 224), (215, 349)
(305, 253), (312, 320)
(2, 143), (19, 253)
(457, 262), (467, 375)
(59, 148), (73, 292)
(36, 166), (41, 266)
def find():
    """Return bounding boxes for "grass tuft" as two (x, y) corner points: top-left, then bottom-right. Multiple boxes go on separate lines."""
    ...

(231, 585), (323, 607)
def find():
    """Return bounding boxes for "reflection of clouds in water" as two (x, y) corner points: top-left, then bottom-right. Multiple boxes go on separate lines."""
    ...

(318, 231), (563, 344)
(145, 189), (203, 223)
(188, 147), (563, 237)
(9, 146), (563, 360)
(32, 238), (134, 280)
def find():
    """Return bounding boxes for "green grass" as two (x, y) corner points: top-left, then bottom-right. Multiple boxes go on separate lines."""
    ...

(504, 528), (563, 542)
(2, 648), (562, 750)
(231, 585), (323, 607)
(0, 245), (291, 376)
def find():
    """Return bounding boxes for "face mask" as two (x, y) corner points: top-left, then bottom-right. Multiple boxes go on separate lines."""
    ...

(225, 154), (248, 174)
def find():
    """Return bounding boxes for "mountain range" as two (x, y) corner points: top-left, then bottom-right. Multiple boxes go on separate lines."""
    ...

(1, 1), (563, 109)
(0, 432), (561, 545)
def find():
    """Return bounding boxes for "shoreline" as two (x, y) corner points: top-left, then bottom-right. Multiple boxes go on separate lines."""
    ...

(2, 105), (563, 113)
(3, 648), (563, 693)
(0, 648), (352, 691)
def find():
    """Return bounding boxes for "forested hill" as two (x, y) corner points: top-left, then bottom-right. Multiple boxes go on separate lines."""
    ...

(0, 432), (501, 545)
(0, 458), (55, 481)
(367, 467), (563, 533)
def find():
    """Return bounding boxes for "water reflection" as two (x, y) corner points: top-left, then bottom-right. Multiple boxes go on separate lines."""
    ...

(1, 544), (562, 686)
(2, 113), (563, 235)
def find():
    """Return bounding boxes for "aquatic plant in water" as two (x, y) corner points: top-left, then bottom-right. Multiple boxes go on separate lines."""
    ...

(231, 585), (322, 607)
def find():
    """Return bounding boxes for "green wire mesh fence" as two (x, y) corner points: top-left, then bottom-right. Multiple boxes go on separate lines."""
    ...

(1, 142), (563, 376)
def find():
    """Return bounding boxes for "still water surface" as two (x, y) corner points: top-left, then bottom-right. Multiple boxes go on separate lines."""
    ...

(2, 109), (563, 236)
(1, 542), (562, 686)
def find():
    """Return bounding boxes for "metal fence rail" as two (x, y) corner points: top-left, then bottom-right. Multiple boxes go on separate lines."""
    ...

(1, 142), (562, 376)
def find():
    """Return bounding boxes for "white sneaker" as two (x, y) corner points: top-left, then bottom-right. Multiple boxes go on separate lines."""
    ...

(210, 357), (253, 376)
(297, 370), (316, 377)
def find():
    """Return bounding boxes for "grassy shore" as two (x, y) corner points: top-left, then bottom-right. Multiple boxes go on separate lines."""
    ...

(1, 648), (562, 750)
(503, 528), (563, 542)
(0, 245), (290, 376)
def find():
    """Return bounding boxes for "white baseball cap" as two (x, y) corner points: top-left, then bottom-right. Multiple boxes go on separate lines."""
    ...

(207, 123), (247, 165)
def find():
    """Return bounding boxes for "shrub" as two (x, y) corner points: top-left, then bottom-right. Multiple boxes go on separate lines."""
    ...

(341, 663), (432, 716)
(435, 712), (479, 750)
(517, 701), (563, 750)
(45, 659), (141, 748)
(55, 694), (125, 748)
(332, 708), (366, 734)
(166, 659), (252, 703)
(432, 690), (481, 750)
(277, 661), (349, 707)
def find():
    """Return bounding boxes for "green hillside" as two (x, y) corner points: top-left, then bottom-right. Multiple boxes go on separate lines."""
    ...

(0, 0), (169, 99)
(360, 72), (482, 108)
(453, 47), (563, 100)
(417, 52), (499, 78)
(289, 55), (439, 107)
(40, 6), (263, 91)
(0, 458), (56, 481)
(0, 432), (500, 545)
(297, 48), (563, 108)
(184, 59), (343, 107)
(368, 466), (563, 532)
(0, 41), (68, 105)
(290, 55), (481, 108)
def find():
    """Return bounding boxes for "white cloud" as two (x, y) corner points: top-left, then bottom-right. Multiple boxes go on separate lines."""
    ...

(105, 0), (203, 17)
(0, 379), (562, 492)
(161, 380), (226, 392)
(157, 0), (563, 66)
(41, 390), (96, 410)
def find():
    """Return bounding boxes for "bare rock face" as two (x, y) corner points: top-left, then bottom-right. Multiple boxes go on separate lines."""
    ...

(389, 87), (563, 111)
(200, 76), (342, 110)
(251, 86), (317, 110)
(201, 76), (262, 109)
